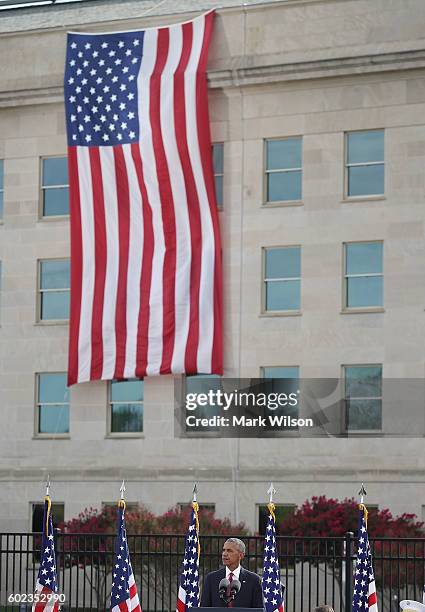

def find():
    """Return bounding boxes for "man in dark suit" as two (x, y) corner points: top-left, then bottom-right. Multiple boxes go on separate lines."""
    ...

(201, 538), (263, 608)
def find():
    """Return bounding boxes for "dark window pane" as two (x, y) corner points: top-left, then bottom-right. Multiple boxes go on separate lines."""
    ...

(346, 276), (383, 308)
(39, 404), (69, 433)
(346, 243), (382, 275)
(111, 379), (144, 402)
(43, 188), (69, 216)
(266, 279), (300, 311)
(41, 291), (70, 320)
(347, 131), (384, 164)
(346, 398), (382, 430)
(345, 366), (382, 398)
(266, 247), (300, 279)
(348, 164), (384, 196)
(267, 170), (302, 201)
(0, 160), (3, 190)
(32, 503), (64, 531)
(42, 157), (68, 187)
(258, 504), (295, 535)
(39, 373), (69, 403)
(111, 403), (143, 432)
(267, 138), (302, 170)
(212, 143), (223, 174)
(40, 260), (70, 289)
(214, 175), (223, 207)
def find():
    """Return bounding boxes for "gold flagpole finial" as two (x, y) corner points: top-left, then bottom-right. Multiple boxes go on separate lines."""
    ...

(45, 474), (51, 498)
(358, 483), (367, 505)
(192, 482), (198, 503)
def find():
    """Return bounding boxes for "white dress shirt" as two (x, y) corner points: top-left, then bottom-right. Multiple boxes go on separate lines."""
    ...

(226, 565), (242, 581)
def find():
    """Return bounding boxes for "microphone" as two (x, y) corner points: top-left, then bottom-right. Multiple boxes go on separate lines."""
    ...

(230, 579), (241, 595)
(219, 578), (230, 602)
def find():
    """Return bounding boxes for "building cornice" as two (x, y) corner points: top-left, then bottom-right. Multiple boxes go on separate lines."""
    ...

(1, 465), (425, 482)
(1, 48), (425, 109)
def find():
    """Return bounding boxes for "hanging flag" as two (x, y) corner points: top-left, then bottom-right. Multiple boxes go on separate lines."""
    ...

(64, 11), (222, 385)
(176, 502), (200, 612)
(32, 495), (60, 611)
(110, 501), (142, 612)
(352, 504), (378, 612)
(262, 502), (285, 612)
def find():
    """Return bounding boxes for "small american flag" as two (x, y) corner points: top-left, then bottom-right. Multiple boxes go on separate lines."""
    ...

(111, 503), (142, 612)
(176, 503), (200, 612)
(262, 504), (284, 612)
(352, 505), (378, 612)
(32, 496), (60, 611)
(64, 10), (222, 386)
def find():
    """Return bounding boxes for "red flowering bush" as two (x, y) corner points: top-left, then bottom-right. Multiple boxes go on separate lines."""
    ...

(278, 496), (424, 590)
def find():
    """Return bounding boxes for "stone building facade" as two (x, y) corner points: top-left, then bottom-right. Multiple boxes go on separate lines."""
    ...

(0, 0), (425, 532)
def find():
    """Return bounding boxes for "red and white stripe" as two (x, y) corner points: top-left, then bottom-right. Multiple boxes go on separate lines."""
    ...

(111, 570), (141, 612)
(32, 581), (60, 612)
(368, 578), (378, 612)
(67, 11), (222, 385)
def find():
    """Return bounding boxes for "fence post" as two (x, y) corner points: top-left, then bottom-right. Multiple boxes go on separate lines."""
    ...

(344, 531), (354, 612)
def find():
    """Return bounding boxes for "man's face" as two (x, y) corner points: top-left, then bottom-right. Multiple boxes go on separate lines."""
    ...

(222, 540), (244, 571)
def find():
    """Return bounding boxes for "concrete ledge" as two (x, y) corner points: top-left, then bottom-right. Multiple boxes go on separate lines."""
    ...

(2, 49), (425, 108)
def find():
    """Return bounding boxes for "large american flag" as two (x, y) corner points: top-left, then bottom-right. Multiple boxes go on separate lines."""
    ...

(262, 504), (284, 612)
(352, 504), (378, 612)
(64, 11), (222, 385)
(32, 496), (60, 612)
(176, 503), (200, 612)
(111, 503), (142, 612)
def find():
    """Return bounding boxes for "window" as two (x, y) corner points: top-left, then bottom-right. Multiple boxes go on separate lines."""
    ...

(109, 379), (144, 434)
(265, 137), (302, 203)
(102, 502), (140, 513)
(261, 366), (299, 429)
(38, 259), (70, 321)
(345, 130), (384, 197)
(0, 159), (3, 219)
(263, 246), (301, 312)
(343, 365), (382, 431)
(343, 242), (383, 309)
(258, 504), (296, 535)
(185, 374), (222, 432)
(31, 502), (64, 562)
(41, 157), (69, 217)
(212, 143), (224, 208)
(36, 373), (70, 435)
(178, 502), (216, 514)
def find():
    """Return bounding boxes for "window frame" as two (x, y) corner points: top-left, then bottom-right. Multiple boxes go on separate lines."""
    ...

(212, 142), (224, 210)
(34, 372), (70, 439)
(342, 363), (383, 433)
(260, 366), (300, 434)
(36, 258), (71, 324)
(107, 379), (144, 438)
(344, 129), (385, 200)
(262, 245), (301, 315)
(39, 155), (70, 220)
(183, 374), (223, 436)
(257, 503), (296, 535)
(263, 136), (303, 207)
(342, 241), (384, 313)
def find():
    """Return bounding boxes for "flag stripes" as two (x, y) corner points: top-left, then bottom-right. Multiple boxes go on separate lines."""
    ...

(66, 11), (222, 385)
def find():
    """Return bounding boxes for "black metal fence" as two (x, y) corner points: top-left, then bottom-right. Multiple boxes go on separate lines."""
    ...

(1, 532), (424, 611)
